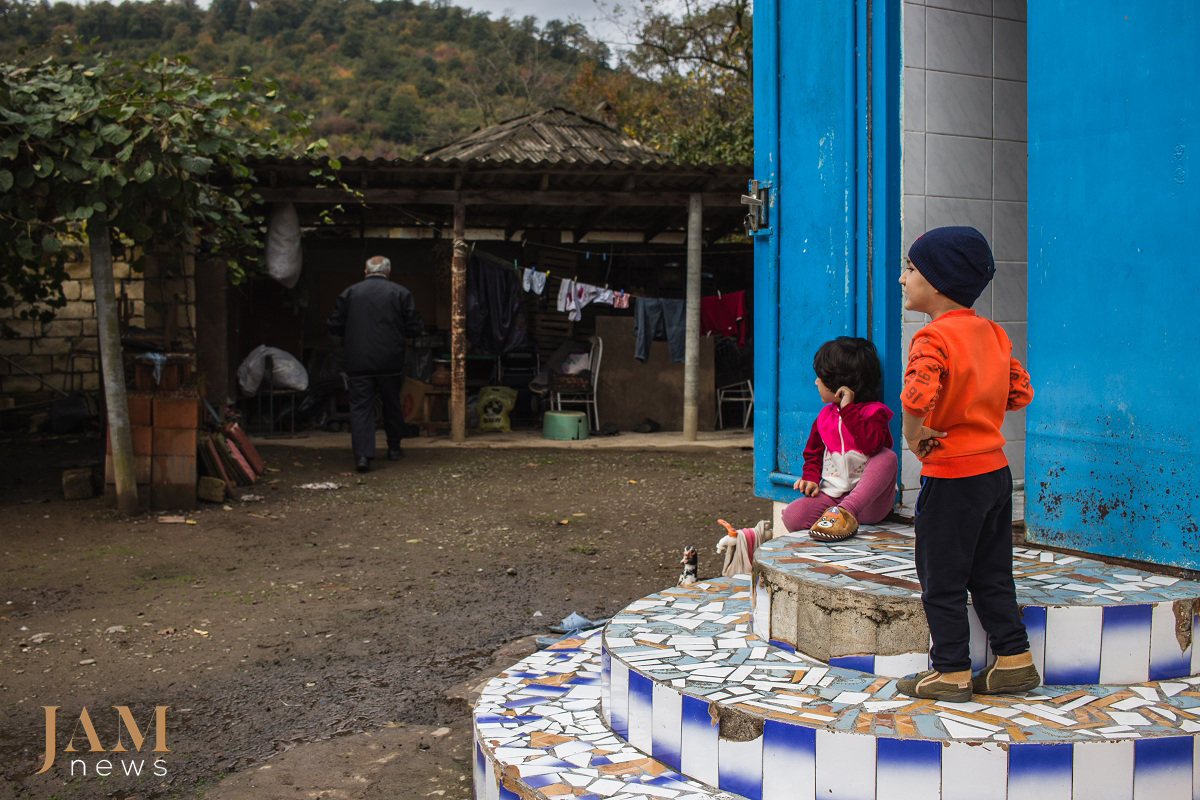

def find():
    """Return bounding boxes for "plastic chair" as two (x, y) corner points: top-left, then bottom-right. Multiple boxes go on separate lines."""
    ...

(550, 335), (602, 431)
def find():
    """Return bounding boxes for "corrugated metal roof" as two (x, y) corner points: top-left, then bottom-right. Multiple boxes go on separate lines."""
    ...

(421, 107), (669, 167)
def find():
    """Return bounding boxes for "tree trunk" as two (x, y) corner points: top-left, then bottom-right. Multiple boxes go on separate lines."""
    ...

(88, 219), (138, 515)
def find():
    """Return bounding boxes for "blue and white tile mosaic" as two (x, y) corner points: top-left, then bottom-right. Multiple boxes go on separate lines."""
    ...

(598, 578), (1200, 799)
(474, 631), (742, 800)
(754, 525), (1200, 683)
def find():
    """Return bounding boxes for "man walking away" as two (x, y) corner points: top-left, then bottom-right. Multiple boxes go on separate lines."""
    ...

(327, 255), (423, 472)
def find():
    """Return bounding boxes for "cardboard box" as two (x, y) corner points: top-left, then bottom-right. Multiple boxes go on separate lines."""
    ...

(400, 378), (431, 424)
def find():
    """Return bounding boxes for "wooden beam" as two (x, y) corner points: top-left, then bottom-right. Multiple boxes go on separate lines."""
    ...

(254, 187), (746, 208)
(505, 206), (531, 240)
(683, 193), (702, 441)
(450, 203), (467, 443)
(642, 208), (685, 243)
(574, 206), (616, 242)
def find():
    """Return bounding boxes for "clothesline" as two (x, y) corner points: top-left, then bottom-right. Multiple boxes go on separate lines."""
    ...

(472, 246), (645, 297)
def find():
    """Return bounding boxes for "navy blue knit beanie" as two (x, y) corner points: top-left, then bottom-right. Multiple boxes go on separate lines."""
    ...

(907, 226), (995, 308)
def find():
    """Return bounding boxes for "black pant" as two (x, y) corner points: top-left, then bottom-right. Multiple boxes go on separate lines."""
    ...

(915, 466), (1027, 672)
(347, 373), (404, 460)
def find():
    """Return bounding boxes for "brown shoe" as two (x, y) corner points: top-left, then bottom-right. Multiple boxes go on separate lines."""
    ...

(809, 506), (858, 542)
(896, 669), (973, 703)
(973, 652), (1041, 695)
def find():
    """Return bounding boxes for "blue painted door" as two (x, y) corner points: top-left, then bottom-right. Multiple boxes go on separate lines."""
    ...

(753, 0), (901, 501)
(1026, 3), (1200, 567)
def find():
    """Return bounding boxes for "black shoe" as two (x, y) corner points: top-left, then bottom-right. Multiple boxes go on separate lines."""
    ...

(387, 448), (405, 460)
(355, 457), (370, 473)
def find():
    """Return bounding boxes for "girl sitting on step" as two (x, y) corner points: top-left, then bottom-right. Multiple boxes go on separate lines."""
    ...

(781, 337), (898, 542)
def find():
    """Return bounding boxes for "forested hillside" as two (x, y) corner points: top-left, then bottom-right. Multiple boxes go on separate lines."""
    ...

(0, 0), (752, 162)
(0, 0), (622, 157)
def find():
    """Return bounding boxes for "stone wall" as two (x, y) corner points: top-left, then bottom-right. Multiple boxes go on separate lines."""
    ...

(0, 251), (197, 411)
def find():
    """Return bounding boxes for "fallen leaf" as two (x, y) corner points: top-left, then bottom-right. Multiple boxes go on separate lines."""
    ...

(193, 628), (209, 636)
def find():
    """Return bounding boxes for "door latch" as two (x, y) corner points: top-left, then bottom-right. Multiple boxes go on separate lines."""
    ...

(741, 179), (771, 235)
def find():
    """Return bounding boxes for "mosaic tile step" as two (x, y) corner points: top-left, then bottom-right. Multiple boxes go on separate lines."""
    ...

(753, 524), (1200, 684)
(474, 578), (1200, 800)
(601, 577), (1200, 799)
(473, 629), (744, 800)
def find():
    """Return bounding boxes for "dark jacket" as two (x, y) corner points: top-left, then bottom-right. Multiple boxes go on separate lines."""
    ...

(327, 275), (423, 374)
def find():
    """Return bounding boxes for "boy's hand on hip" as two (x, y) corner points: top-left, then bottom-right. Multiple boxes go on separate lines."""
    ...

(905, 426), (946, 458)
(835, 386), (856, 408)
(793, 479), (820, 497)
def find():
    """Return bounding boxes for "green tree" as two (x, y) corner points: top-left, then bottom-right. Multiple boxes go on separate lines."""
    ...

(0, 51), (333, 513)
(592, 0), (752, 164)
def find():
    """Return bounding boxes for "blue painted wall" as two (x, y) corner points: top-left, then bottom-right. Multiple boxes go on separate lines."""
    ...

(753, 0), (901, 502)
(1026, 3), (1200, 567)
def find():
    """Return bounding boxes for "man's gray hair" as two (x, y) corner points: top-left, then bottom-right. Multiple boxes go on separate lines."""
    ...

(365, 256), (391, 275)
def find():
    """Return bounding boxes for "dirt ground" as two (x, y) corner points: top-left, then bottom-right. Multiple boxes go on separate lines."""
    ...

(0, 432), (768, 800)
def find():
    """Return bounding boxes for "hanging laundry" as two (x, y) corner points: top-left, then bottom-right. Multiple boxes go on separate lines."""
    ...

(467, 255), (531, 355)
(571, 282), (600, 321)
(557, 279), (602, 322)
(557, 278), (577, 317)
(701, 290), (747, 347)
(594, 288), (615, 305)
(633, 297), (686, 363)
(612, 291), (630, 310)
(522, 267), (547, 295)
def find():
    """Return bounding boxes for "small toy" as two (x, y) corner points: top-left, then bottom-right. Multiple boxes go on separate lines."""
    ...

(678, 545), (699, 586)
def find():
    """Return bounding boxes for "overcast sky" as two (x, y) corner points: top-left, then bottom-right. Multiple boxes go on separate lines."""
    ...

(456, 0), (681, 55)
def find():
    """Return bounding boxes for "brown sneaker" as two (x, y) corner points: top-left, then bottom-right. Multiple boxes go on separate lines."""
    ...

(973, 652), (1041, 695)
(895, 669), (973, 703)
(809, 506), (858, 542)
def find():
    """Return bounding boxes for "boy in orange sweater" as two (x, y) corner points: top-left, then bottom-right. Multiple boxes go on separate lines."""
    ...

(895, 226), (1037, 702)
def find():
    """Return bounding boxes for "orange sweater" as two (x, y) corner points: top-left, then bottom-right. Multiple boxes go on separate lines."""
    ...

(902, 310), (1033, 478)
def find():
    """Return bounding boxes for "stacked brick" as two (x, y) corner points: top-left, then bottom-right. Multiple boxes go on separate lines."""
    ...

(105, 389), (199, 510)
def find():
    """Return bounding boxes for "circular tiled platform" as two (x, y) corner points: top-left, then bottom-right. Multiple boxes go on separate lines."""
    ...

(753, 523), (1200, 683)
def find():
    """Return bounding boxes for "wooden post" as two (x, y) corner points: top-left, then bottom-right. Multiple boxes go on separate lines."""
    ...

(683, 193), (702, 440)
(88, 218), (139, 515)
(450, 203), (467, 442)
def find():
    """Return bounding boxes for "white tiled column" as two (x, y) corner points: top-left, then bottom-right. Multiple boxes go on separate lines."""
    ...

(901, 0), (1028, 513)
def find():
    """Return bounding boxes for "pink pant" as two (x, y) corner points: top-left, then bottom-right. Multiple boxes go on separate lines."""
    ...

(781, 448), (898, 532)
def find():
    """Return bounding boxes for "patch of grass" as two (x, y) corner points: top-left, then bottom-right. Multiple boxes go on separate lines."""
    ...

(81, 543), (146, 561)
(567, 543), (599, 556)
(131, 565), (205, 587)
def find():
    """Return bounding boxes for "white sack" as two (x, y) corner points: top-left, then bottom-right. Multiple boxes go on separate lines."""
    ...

(237, 345), (309, 395)
(265, 202), (302, 288)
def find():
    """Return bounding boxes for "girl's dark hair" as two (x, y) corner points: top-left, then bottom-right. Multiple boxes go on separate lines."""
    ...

(812, 337), (883, 403)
